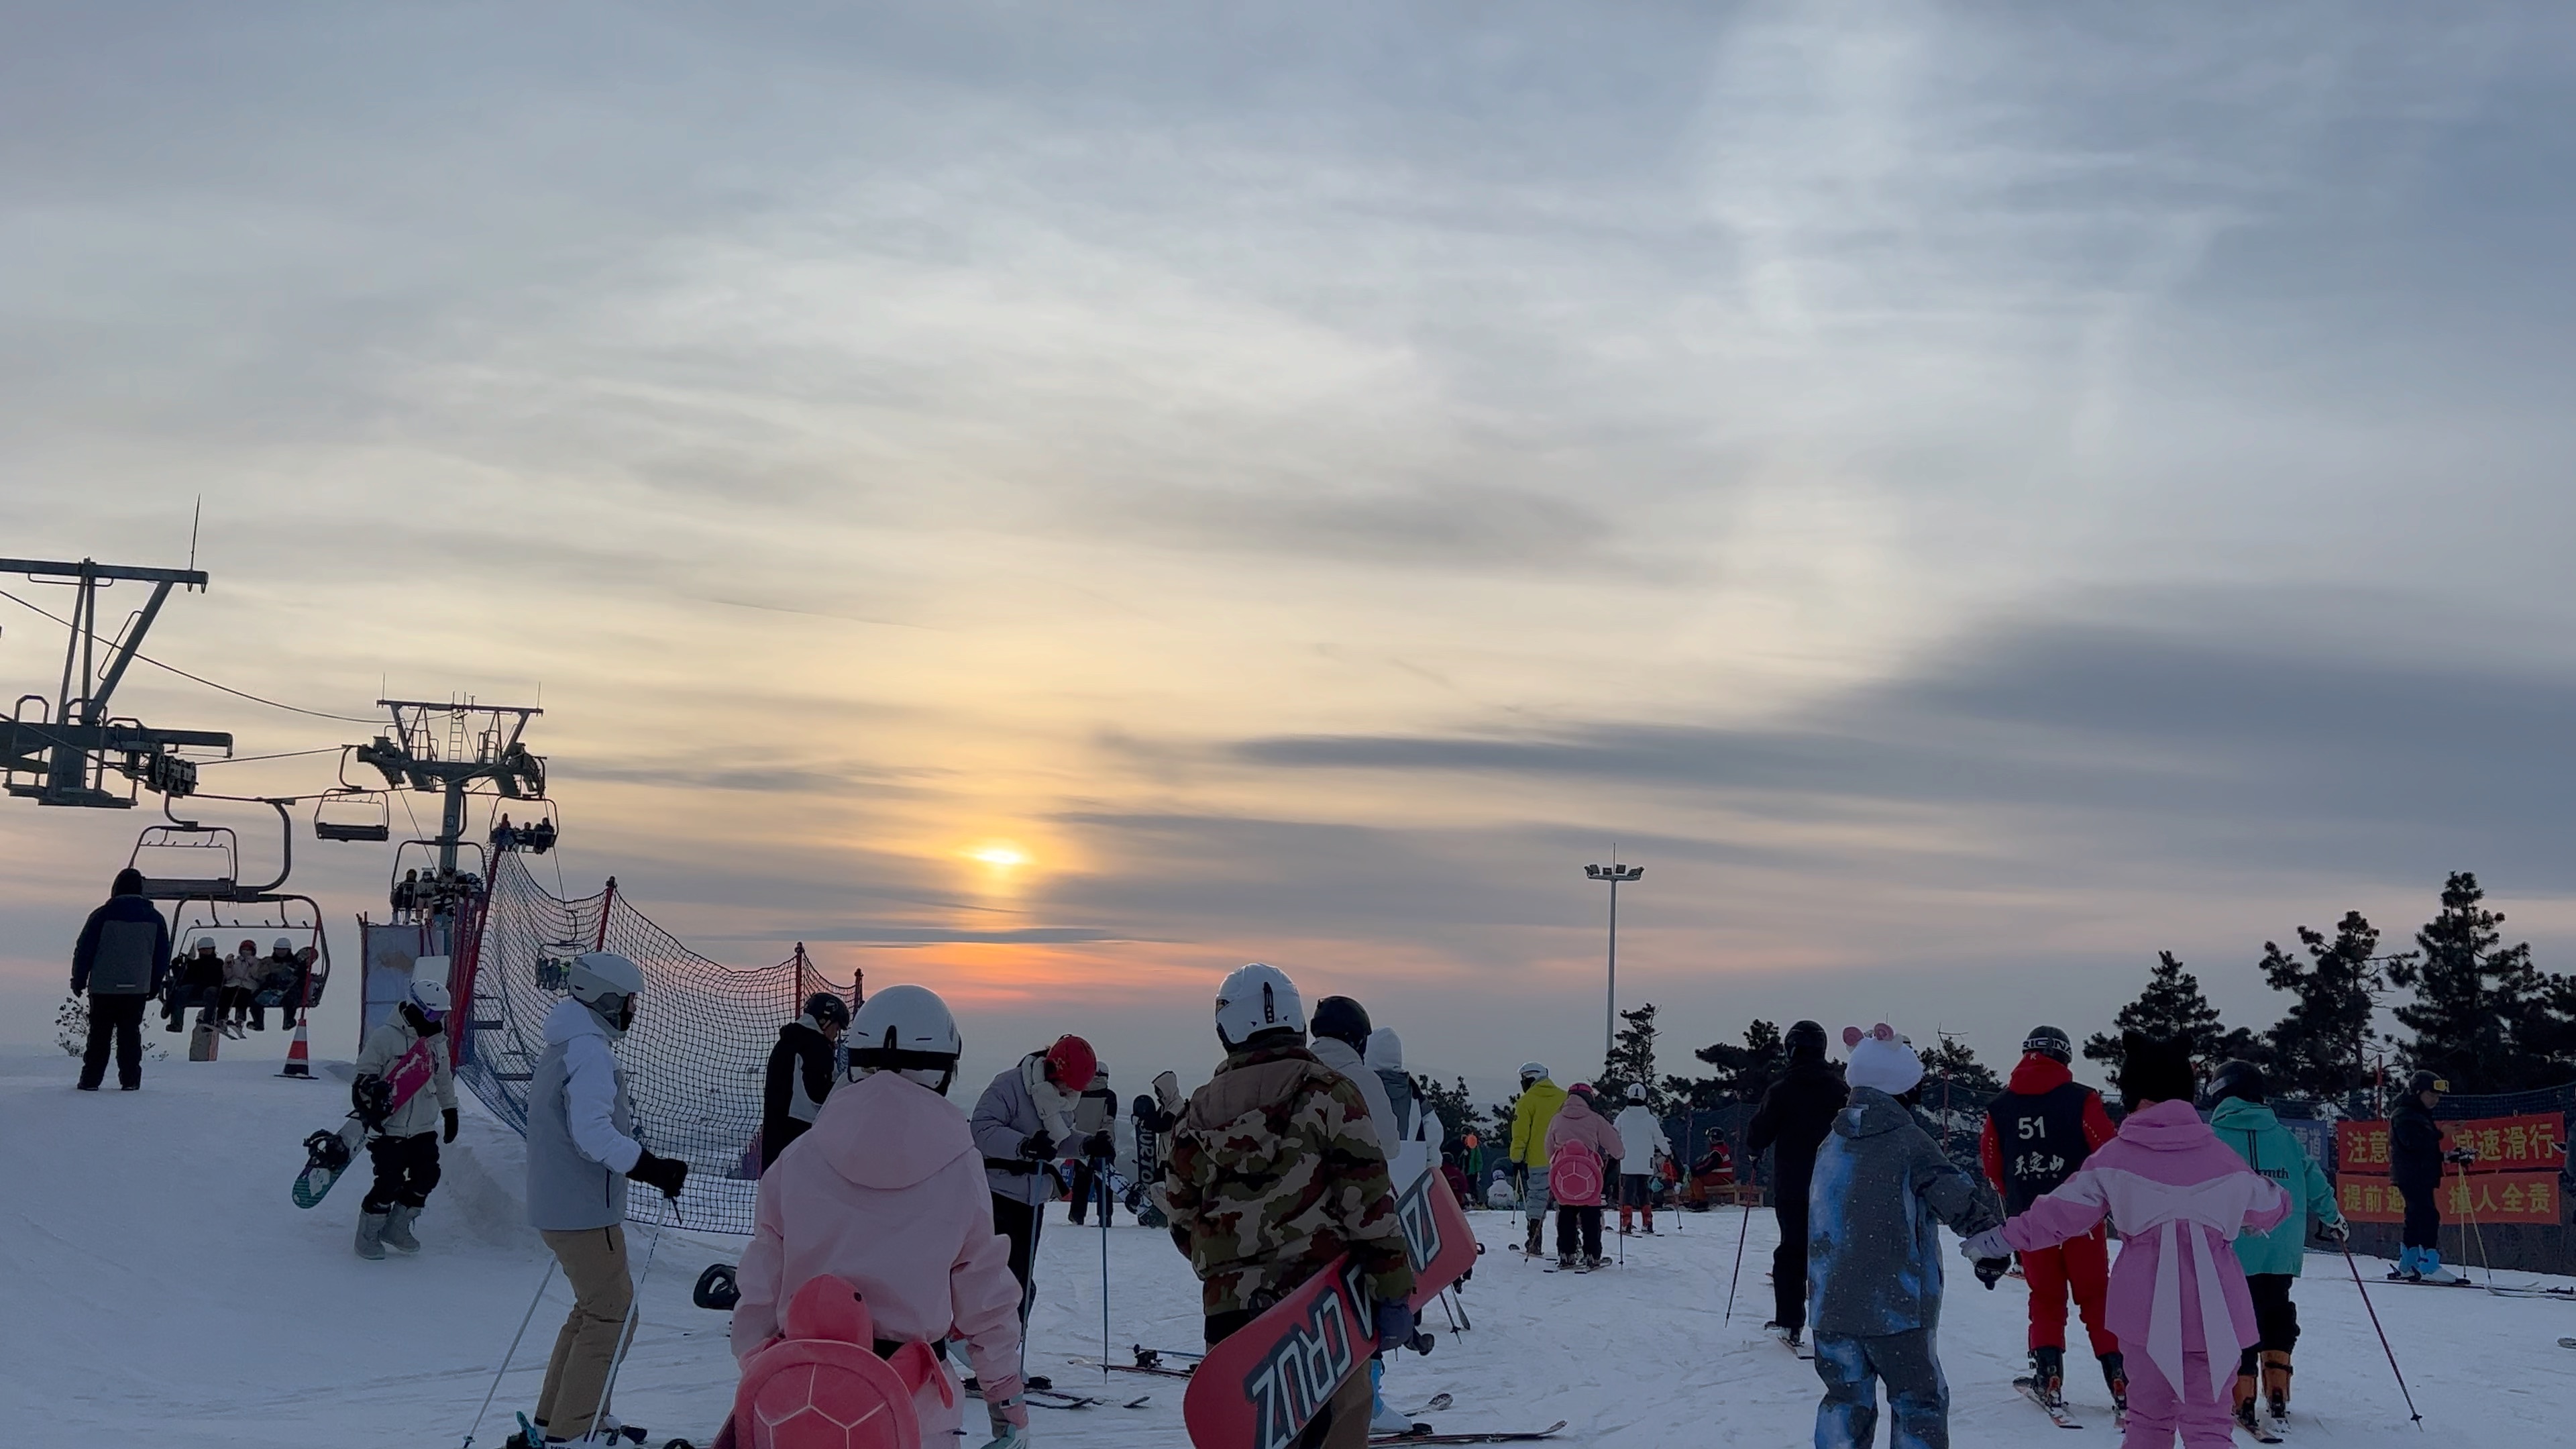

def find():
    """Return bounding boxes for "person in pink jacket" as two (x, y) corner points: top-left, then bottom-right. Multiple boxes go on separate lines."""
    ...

(731, 985), (1032, 1449)
(1962, 1032), (2288, 1449)
(1544, 1083), (1627, 1271)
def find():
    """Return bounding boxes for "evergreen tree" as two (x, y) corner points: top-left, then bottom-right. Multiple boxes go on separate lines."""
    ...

(1597, 1003), (1662, 1109)
(2387, 871), (2556, 1091)
(1680, 1019), (1787, 1107)
(2258, 911), (2398, 1101)
(2084, 951), (2261, 1079)
(1921, 1036), (2001, 1095)
(1415, 1075), (1484, 1149)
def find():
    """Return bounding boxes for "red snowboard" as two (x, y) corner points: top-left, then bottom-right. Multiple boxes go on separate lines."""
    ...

(1181, 1165), (1477, 1449)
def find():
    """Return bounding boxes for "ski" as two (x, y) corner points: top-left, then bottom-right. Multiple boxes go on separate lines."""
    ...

(2234, 1411), (2284, 1444)
(1368, 1421), (1567, 1444)
(2381, 1273), (2477, 1287)
(2558, 1337), (2576, 1349)
(1403, 1393), (1454, 1415)
(1066, 1356), (1191, 1379)
(2485, 1284), (2574, 1299)
(2010, 1377), (2082, 1429)
(1764, 1324), (1812, 1361)
(1130, 1344), (1205, 1370)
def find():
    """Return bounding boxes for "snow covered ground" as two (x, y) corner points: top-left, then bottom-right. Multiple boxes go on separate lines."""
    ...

(5, 1046), (2569, 1447)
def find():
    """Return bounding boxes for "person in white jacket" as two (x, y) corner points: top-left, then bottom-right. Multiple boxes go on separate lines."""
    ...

(350, 970), (460, 1260)
(1309, 996), (1419, 1438)
(1612, 1084), (1671, 1236)
(1365, 1026), (1438, 1192)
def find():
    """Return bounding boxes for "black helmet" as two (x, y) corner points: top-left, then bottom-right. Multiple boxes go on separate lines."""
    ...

(1311, 996), (1372, 1051)
(804, 992), (852, 1030)
(1785, 1020), (1827, 1063)
(2021, 1025), (2073, 1063)
(2406, 1069), (2446, 1096)
(2201, 1059), (2265, 1109)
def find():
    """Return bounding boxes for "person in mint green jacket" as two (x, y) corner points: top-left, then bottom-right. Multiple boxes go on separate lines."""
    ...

(2204, 1061), (2347, 1437)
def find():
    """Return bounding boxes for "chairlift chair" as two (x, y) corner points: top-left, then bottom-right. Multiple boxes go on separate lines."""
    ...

(166, 895), (334, 1015)
(127, 822), (239, 901)
(313, 789), (391, 844)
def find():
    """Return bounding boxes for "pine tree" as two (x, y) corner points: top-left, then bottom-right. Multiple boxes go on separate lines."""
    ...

(1597, 1003), (1662, 1109)
(1921, 1036), (2001, 1095)
(1415, 1075), (1483, 1149)
(1678, 1019), (1787, 1108)
(2084, 952), (2260, 1079)
(2259, 912), (2398, 1101)
(2386, 871), (2555, 1091)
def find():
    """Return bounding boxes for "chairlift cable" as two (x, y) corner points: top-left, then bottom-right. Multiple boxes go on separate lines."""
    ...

(0, 588), (380, 724)
(196, 747), (345, 767)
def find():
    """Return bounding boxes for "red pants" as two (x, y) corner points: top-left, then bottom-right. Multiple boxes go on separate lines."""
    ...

(2022, 1225), (2117, 1357)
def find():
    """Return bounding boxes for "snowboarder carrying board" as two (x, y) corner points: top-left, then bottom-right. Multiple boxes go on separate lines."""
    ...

(1165, 962), (1416, 1449)
(350, 969), (460, 1259)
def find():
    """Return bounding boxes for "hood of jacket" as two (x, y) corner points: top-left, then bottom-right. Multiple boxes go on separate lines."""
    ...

(1364, 1026), (1404, 1073)
(2116, 1096), (2218, 1150)
(1020, 1051), (1077, 1122)
(1831, 1084), (1916, 1140)
(808, 1069), (976, 1191)
(1554, 1091), (1605, 1129)
(2006, 1053), (2076, 1095)
(544, 994), (610, 1049)
(2206, 1095), (2279, 1135)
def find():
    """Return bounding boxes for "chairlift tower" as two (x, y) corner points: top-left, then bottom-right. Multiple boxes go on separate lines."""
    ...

(0, 557), (233, 807)
(351, 698), (545, 875)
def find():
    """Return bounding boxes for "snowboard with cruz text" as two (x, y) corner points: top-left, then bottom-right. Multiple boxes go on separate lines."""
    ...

(1181, 1167), (1478, 1449)
(290, 1038), (437, 1208)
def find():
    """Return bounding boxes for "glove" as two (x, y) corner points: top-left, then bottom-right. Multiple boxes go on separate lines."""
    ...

(352, 1075), (392, 1130)
(977, 1421), (1028, 1449)
(70, 981), (84, 998)
(1019, 1129), (1057, 1161)
(1083, 1130), (1114, 1161)
(442, 1107), (460, 1144)
(2318, 1219), (2349, 1246)
(625, 1147), (690, 1199)
(985, 1392), (1030, 1440)
(1957, 1227), (2011, 1263)
(1373, 1299), (1415, 1354)
(1974, 1255), (2012, 1289)
(2445, 1145), (2477, 1165)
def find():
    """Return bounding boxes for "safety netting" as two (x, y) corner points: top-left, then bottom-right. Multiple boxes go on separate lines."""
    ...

(454, 852), (849, 1235)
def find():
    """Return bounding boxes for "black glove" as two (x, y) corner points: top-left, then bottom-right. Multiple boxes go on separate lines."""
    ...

(352, 1075), (392, 1131)
(1019, 1129), (1057, 1161)
(1973, 1256), (2012, 1289)
(1084, 1130), (1114, 1161)
(1374, 1299), (1416, 1353)
(442, 1107), (460, 1144)
(70, 981), (85, 998)
(2445, 1145), (2477, 1165)
(626, 1147), (690, 1199)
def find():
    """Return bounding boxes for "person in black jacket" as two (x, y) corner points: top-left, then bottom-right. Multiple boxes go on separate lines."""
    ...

(70, 868), (170, 1091)
(2387, 1070), (2474, 1283)
(1743, 1018), (1849, 1347)
(760, 991), (849, 1169)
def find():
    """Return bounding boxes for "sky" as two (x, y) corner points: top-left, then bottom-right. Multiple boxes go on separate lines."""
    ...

(5, 1), (2575, 1106)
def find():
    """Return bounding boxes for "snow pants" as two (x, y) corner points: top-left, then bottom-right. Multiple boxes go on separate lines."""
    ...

(361, 1130), (441, 1213)
(78, 992), (148, 1090)
(991, 1193), (1042, 1326)
(1555, 1205), (1603, 1260)
(219, 985), (263, 1028)
(2022, 1224), (2117, 1356)
(1206, 1309), (1373, 1448)
(1773, 1193), (1813, 1332)
(535, 1223), (636, 1443)
(2396, 1180), (2439, 1250)
(1812, 1327), (1948, 1449)
(1617, 1173), (1654, 1232)
(2120, 1341), (2231, 1449)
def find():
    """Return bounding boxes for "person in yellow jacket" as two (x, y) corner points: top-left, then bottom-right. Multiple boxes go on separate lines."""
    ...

(1506, 1063), (1568, 1256)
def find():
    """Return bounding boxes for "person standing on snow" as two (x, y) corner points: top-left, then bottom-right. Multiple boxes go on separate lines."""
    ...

(1978, 1024), (2123, 1413)
(727, 985), (1032, 1449)
(760, 991), (849, 1171)
(1745, 1020), (1848, 1349)
(2204, 1059), (2349, 1437)
(1807, 1025), (2006, 1449)
(1612, 1084), (1670, 1236)
(1165, 963), (1415, 1449)
(1307, 999), (1421, 1435)
(1962, 1032), (2289, 1449)
(1066, 1063), (1121, 1227)
(351, 971), (461, 1260)
(517, 952), (690, 1449)
(1367, 1028), (1439, 1183)
(2387, 1070), (2474, 1283)
(969, 1033), (1094, 1352)
(1544, 1083), (1625, 1269)
(1507, 1062), (1568, 1257)
(70, 867), (168, 1092)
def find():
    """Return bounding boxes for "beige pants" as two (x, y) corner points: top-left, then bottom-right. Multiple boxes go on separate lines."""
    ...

(1305, 1360), (1375, 1449)
(536, 1224), (636, 1440)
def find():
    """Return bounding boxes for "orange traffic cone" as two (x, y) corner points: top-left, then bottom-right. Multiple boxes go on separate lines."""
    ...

(278, 1016), (315, 1079)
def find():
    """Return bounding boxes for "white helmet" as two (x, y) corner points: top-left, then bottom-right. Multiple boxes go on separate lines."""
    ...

(847, 984), (963, 1095)
(568, 952), (645, 1038)
(1626, 1082), (1647, 1102)
(409, 971), (452, 1016)
(272, 937), (295, 953)
(1215, 962), (1304, 1049)
(1519, 1061), (1548, 1083)
(194, 935), (218, 953)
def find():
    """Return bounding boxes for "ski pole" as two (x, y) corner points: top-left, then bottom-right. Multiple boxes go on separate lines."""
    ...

(1722, 1195), (1753, 1325)
(2339, 1243), (2424, 1429)
(1097, 1152), (1112, 1384)
(2455, 1159), (2493, 1287)
(459, 1258), (557, 1449)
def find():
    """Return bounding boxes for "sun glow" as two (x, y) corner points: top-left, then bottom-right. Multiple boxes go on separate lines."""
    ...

(968, 844), (1028, 868)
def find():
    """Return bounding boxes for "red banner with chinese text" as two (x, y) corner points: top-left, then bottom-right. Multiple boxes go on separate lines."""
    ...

(2334, 1171), (2562, 1225)
(2334, 1113), (2565, 1175)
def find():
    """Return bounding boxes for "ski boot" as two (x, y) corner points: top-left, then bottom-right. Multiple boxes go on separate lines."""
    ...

(2416, 1249), (2463, 1285)
(2100, 1350), (2129, 1425)
(1582, 1254), (1606, 1271)
(1523, 1220), (1544, 1256)
(2232, 1352), (2262, 1436)
(2263, 1349), (2294, 1432)
(1763, 1320), (1804, 1352)
(382, 1203), (421, 1254)
(2029, 1345), (2066, 1410)
(1556, 1252), (1578, 1271)
(355, 1210), (389, 1260)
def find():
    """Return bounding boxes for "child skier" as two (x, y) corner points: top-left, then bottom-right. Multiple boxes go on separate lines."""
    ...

(350, 970), (460, 1260)
(1978, 1024), (2123, 1413)
(1507, 1062), (1567, 1256)
(2203, 1059), (2349, 1437)
(726, 985), (1030, 1449)
(1806, 1024), (2004, 1449)
(1545, 1083), (1625, 1269)
(221, 938), (264, 1035)
(1165, 963), (1415, 1449)
(1963, 1032), (2290, 1449)
(2387, 1070), (2475, 1283)
(1612, 1083), (1670, 1235)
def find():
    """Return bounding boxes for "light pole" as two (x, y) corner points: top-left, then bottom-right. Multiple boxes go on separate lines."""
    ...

(1585, 857), (1644, 1066)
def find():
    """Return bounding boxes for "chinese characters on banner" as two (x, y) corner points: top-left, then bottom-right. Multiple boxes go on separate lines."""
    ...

(2331, 1111), (2567, 1225)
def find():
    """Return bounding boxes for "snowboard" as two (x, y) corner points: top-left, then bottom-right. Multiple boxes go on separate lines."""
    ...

(290, 1038), (438, 1209)
(1181, 1166), (1478, 1449)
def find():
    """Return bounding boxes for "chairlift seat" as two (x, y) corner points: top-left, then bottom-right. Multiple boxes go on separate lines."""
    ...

(315, 821), (391, 843)
(138, 876), (237, 901)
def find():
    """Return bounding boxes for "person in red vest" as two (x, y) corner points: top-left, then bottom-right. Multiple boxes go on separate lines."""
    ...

(1979, 1024), (2123, 1415)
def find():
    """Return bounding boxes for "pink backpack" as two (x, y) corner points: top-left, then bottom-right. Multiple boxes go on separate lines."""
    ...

(1549, 1139), (1604, 1207)
(718, 1275), (952, 1449)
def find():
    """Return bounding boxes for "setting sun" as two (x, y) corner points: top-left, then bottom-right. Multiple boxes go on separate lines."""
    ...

(967, 844), (1028, 868)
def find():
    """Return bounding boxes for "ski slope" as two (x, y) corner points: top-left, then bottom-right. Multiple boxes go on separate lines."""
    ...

(3, 1047), (2567, 1447)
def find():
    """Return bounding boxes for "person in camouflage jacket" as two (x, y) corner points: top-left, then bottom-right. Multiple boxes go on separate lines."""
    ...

(1165, 969), (1416, 1345)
